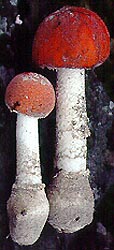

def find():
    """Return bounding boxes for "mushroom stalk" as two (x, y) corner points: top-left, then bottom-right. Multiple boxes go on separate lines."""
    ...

(47, 68), (94, 233)
(56, 68), (90, 172)
(16, 114), (41, 186)
(7, 113), (49, 246)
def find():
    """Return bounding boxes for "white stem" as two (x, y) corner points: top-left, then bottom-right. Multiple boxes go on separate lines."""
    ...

(7, 113), (49, 245)
(47, 68), (94, 233)
(16, 114), (41, 186)
(56, 68), (90, 172)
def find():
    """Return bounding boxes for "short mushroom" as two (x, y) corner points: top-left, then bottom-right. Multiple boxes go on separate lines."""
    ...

(32, 6), (110, 233)
(5, 72), (55, 245)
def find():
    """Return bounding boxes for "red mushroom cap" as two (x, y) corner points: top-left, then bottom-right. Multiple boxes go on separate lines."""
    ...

(5, 72), (55, 118)
(32, 6), (110, 69)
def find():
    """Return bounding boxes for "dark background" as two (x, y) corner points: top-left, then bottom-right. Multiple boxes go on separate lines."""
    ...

(1, 0), (114, 249)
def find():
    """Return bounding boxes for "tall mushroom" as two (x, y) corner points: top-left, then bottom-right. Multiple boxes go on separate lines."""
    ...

(32, 6), (110, 233)
(5, 72), (55, 245)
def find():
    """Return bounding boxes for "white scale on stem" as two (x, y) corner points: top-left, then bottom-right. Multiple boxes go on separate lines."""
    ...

(56, 68), (90, 173)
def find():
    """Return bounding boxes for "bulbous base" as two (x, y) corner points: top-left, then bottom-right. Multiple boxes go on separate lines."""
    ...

(7, 184), (49, 246)
(47, 170), (94, 233)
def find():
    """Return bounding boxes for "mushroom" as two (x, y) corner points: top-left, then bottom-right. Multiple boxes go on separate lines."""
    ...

(32, 6), (110, 233)
(5, 72), (55, 245)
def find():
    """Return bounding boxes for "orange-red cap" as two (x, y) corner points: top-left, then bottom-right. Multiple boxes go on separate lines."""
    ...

(32, 6), (110, 69)
(5, 72), (55, 118)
